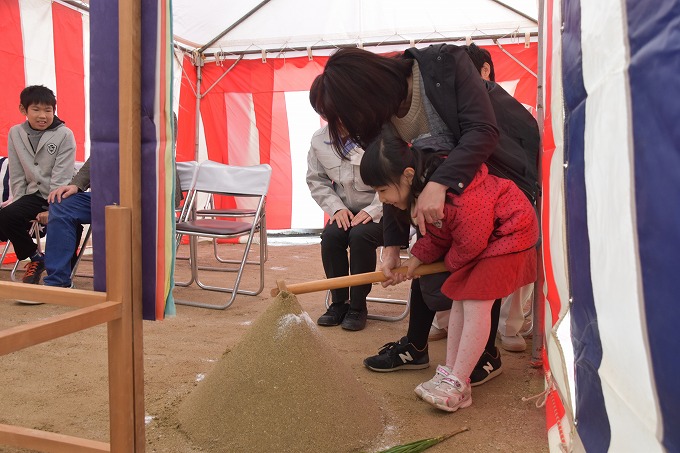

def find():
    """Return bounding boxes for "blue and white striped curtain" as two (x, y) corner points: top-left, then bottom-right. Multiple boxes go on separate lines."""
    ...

(543, 0), (680, 450)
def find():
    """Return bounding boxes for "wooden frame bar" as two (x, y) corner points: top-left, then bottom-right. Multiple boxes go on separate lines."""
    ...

(0, 284), (107, 307)
(0, 424), (109, 453)
(0, 302), (121, 355)
(0, 206), (138, 452)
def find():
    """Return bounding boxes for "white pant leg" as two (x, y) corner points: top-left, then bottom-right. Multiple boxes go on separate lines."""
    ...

(432, 309), (450, 330)
(498, 283), (533, 336)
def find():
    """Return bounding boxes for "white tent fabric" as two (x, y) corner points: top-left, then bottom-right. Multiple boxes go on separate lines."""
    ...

(172, 0), (538, 56)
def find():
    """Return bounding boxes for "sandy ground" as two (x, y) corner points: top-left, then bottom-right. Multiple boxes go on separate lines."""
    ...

(0, 239), (548, 452)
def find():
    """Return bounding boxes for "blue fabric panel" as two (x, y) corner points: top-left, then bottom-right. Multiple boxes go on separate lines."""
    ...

(89, 0), (120, 293)
(562, 0), (611, 450)
(140, 0), (159, 320)
(626, 1), (680, 451)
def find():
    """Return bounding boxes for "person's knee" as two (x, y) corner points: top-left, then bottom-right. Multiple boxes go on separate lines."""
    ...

(347, 223), (380, 248)
(321, 223), (346, 248)
(48, 199), (77, 222)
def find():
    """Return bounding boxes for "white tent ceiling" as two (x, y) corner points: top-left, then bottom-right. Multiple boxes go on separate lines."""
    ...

(171, 0), (539, 57)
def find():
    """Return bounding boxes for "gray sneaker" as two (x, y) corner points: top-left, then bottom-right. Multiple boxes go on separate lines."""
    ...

(421, 375), (472, 412)
(415, 364), (452, 399)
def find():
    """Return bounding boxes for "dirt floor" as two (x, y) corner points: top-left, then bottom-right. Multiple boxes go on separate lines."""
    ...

(0, 238), (548, 452)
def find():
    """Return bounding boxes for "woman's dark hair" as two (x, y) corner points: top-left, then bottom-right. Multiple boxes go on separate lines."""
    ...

(309, 47), (412, 157)
(360, 125), (446, 211)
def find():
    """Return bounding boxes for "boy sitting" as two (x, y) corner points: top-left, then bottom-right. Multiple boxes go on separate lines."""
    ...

(0, 85), (76, 284)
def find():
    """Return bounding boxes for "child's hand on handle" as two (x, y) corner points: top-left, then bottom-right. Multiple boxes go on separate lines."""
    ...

(403, 256), (422, 280)
(413, 181), (447, 236)
(380, 245), (406, 287)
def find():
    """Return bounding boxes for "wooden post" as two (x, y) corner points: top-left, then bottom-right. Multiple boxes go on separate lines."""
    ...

(118, 0), (145, 450)
(106, 206), (136, 452)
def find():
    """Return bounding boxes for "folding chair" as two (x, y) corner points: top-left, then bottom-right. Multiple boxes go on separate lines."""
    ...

(174, 161), (200, 286)
(70, 225), (94, 283)
(195, 194), (268, 265)
(174, 160), (271, 309)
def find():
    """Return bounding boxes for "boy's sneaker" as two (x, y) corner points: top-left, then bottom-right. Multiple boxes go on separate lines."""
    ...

(363, 336), (429, 372)
(22, 260), (45, 285)
(415, 364), (452, 399)
(317, 302), (350, 326)
(470, 347), (503, 387)
(341, 308), (367, 331)
(421, 375), (472, 413)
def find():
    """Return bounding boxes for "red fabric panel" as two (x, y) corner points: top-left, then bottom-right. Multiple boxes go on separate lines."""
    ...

(540, 0), (561, 326)
(273, 56), (328, 91)
(52, 3), (86, 161)
(176, 56), (197, 162)
(181, 47), (538, 230)
(199, 86), (229, 163)
(485, 43), (539, 109)
(0, 0), (26, 156)
(266, 91), (292, 229)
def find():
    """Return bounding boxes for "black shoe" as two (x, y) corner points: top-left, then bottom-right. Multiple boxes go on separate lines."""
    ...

(22, 260), (45, 285)
(317, 302), (350, 326)
(363, 336), (429, 372)
(341, 308), (367, 331)
(470, 347), (503, 387)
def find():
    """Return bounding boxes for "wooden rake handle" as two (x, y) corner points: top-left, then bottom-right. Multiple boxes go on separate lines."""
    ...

(270, 262), (447, 297)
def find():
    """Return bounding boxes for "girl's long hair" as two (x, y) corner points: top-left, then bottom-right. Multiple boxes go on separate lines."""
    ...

(309, 47), (412, 157)
(360, 125), (446, 212)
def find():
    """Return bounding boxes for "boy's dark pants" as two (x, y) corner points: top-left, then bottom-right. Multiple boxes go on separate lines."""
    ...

(0, 193), (48, 260)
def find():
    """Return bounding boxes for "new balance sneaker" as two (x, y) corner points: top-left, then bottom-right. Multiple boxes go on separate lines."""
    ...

(317, 302), (350, 326)
(341, 308), (367, 331)
(22, 260), (45, 285)
(421, 375), (472, 413)
(363, 336), (429, 372)
(415, 364), (452, 399)
(469, 347), (503, 387)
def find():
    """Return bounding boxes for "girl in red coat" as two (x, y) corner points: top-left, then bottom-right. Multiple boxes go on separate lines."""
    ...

(360, 127), (538, 413)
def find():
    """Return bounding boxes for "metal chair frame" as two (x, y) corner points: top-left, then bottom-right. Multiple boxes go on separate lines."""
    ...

(195, 194), (268, 265)
(174, 160), (271, 310)
(0, 220), (92, 285)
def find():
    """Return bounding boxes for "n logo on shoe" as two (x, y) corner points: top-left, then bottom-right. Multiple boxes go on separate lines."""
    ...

(398, 352), (415, 364)
(482, 361), (494, 374)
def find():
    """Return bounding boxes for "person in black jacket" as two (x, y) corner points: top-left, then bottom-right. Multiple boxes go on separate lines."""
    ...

(310, 45), (501, 373)
(428, 44), (541, 385)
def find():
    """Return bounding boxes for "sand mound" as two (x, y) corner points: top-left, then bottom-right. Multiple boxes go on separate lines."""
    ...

(178, 292), (384, 452)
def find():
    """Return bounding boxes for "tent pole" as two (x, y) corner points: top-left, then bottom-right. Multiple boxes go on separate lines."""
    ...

(194, 54), (203, 161)
(182, 32), (539, 60)
(531, 0), (546, 368)
(490, 0), (538, 23)
(198, 0), (272, 54)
